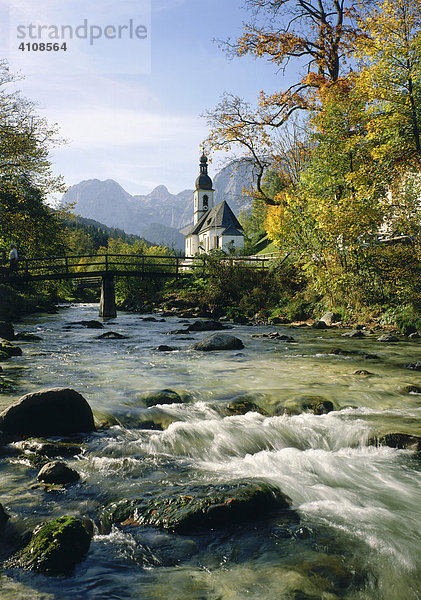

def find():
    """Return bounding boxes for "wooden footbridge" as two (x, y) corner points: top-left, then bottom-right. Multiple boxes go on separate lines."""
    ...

(0, 253), (271, 318)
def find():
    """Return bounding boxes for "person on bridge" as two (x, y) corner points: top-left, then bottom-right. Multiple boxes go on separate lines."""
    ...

(9, 244), (18, 273)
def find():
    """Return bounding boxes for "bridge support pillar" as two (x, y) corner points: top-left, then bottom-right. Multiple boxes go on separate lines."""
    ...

(99, 275), (117, 318)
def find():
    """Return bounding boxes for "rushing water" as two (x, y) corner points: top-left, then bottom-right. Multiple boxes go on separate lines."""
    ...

(1, 304), (421, 599)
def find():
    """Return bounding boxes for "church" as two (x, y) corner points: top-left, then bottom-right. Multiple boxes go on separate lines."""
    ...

(185, 154), (244, 256)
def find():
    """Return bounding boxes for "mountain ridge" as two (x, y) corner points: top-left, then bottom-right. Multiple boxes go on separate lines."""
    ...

(62, 160), (257, 250)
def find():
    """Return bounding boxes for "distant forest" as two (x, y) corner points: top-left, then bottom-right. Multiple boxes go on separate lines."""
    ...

(64, 215), (152, 253)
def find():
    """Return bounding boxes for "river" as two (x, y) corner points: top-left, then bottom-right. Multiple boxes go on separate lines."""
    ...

(1, 303), (421, 599)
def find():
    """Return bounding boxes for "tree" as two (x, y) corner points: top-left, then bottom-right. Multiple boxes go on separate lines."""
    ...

(355, 0), (421, 168)
(0, 180), (67, 258)
(205, 1), (366, 199)
(0, 61), (65, 194)
(0, 61), (67, 258)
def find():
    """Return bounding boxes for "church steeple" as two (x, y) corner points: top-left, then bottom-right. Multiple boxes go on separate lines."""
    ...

(193, 152), (214, 224)
(195, 153), (213, 191)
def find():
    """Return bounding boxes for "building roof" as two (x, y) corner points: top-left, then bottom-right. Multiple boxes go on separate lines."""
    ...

(221, 224), (244, 237)
(185, 201), (244, 237)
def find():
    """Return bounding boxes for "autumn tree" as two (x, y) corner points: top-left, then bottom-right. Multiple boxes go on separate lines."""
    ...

(355, 0), (421, 168)
(205, 1), (366, 200)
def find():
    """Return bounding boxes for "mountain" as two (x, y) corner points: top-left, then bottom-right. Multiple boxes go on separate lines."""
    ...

(62, 160), (257, 248)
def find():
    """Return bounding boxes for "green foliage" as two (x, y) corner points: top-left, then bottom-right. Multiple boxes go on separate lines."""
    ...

(64, 216), (151, 254)
(0, 181), (67, 259)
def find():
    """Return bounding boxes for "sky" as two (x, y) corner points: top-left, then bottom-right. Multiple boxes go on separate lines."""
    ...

(0, 0), (288, 198)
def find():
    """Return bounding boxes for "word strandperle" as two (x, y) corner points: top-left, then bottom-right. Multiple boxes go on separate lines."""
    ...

(16, 19), (148, 46)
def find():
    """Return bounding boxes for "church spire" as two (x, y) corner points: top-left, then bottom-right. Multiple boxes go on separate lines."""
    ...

(195, 152), (213, 190)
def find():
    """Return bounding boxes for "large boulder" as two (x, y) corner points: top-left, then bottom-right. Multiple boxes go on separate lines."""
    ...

(0, 388), (95, 439)
(5, 516), (91, 575)
(100, 480), (293, 535)
(191, 333), (244, 352)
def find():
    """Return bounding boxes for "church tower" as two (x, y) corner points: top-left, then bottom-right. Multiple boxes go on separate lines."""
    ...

(193, 153), (214, 224)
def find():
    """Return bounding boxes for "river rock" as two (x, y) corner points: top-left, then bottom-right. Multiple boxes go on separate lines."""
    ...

(142, 389), (183, 407)
(402, 385), (421, 394)
(0, 388), (95, 439)
(97, 331), (127, 339)
(341, 330), (365, 338)
(100, 480), (293, 535)
(0, 341), (22, 357)
(353, 370), (375, 376)
(156, 345), (177, 352)
(301, 397), (334, 415)
(187, 320), (230, 332)
(252, 332), (295, 341)
(375, 433), (421, 451)
(319, 312), (341, 326)
(377, 334), (399, 342)
(5, 516), (91, 575)
(191, 334), (244, 351)
(0, 322), (14, 341)
(404, 361), (421, 370)
(226, 398), (267, 416)
(282, 395), (335, 416)
(312, 320), (328, 329)
(17, 438), (82, 458)
(37, 461), (80, 484)
(14, 332), (42, 341)
(81, 320), (104, 329)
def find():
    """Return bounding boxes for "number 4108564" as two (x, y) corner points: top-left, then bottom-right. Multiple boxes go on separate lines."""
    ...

(19, 42), (67, 51)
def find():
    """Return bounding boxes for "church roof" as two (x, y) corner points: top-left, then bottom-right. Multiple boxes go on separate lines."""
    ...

(186, 201), (243, 237)
(221, 224), (244, 237)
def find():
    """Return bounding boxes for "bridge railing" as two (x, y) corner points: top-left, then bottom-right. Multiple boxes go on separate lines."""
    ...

(0, 254), (208, 279)
(0, 253), (273, 280)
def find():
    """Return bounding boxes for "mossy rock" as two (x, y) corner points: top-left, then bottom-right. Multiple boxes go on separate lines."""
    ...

(141, 389), (184, 407)
(5, 516), (91, 575)
(100, 480), (293, 535)
(281, 396), (335, 416)
(226, 398), (267, 416)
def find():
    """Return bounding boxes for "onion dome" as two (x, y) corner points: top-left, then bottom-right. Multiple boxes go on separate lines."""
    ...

(195, 153), (213, 190)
